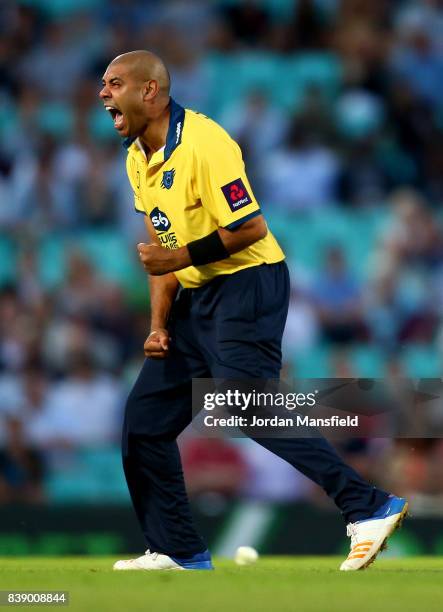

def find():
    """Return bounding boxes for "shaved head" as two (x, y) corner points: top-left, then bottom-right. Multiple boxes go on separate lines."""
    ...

(109, 50), (170, 96)
(100, 50), (171, 140)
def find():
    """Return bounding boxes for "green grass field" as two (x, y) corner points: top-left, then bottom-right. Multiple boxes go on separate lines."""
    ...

(0, 556), (442, 612)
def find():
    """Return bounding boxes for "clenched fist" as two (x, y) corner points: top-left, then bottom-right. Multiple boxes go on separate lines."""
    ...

(137, 243), (190, 275)
(144, 328), (170, 359)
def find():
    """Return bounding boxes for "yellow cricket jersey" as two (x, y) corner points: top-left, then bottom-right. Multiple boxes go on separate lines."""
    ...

(125, 98), (285, 288)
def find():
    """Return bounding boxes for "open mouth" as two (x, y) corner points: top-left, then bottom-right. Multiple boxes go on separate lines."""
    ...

(105, 106), (125, 130)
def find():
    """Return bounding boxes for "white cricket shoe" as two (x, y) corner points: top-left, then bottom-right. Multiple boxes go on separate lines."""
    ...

(340, 495), (408, 571)
(113, 550), (184, 571)
(113, 548), (213, 571)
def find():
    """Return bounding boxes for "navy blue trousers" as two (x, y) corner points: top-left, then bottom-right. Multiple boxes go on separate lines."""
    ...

(122, 262), (388, 557)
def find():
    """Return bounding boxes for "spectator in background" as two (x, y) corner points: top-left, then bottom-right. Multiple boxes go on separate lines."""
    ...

(282, 283), (318, 358)
(13, 136), (79, 231)
(19, 21), (90, 101)
(382, 188), (443, 268)
(16, 249), (45, 308)
(220, 0), (271, 48)
(386, 80), (435, 180)
(41, 251), (123, 371)
(54, 250), (116, 319)
(331, 0), (391, 98)
(379, 439), (443, 498)
(311, 245), (365, 344)
(43, 351), (123, 447)
(0, 366), (22, 447)
(1, 85), (43, 155)
(336, 85), (419, 204)
(162, 31), (213, 114)
(14, 362), (55, 449)
(239, 440), (315, 502)
(262, 116), (340, 212)
(0, 285), (30, 372)
(77, 142), (120, 226)
(0, 415), (45, 503)
(338, 136), (391, 206)
(421, 132), (443, 203)
(220, 91), (289, 195)
(363, 267), (419, 350)
(43, 313), (120, 377)
(181, 437), (248, 499)
(280, 0), (328, 51)
(368, 191), (440, 345)
(391, 8), (443, 109)
(394, 0), (443, 55)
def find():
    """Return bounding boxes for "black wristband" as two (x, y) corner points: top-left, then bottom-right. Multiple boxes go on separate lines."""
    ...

(187, 231), (229, 266)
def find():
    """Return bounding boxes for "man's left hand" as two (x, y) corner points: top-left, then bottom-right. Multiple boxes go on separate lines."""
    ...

(137, 243), (190, 275)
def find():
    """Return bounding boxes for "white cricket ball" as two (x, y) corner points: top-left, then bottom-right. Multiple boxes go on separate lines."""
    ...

(234, 546), (259, 566)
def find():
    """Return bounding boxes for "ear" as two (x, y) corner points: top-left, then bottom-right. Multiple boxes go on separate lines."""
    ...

(142, 79), (158, 101)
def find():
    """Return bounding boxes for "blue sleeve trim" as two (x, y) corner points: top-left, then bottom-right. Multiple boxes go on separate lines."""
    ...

(223, 209), (262, 231)
(134, 207), (147, 215)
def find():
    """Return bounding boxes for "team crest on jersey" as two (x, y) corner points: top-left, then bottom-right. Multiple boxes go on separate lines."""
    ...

(150, 207), (171, 232)
(161, 168), (175, 189)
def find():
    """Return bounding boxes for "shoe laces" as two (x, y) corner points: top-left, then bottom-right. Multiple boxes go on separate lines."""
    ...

(144, 549), (159, 560)
(346, 523), (358, 548)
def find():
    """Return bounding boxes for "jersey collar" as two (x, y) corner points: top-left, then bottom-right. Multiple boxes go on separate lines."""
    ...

(123, 98), (185, 166)
(164, 98), (185, 161)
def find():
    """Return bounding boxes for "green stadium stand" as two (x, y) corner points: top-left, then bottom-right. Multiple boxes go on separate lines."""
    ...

(291, 344), (333, 378)
(350, 345), (387, 377)
(18, 0), (105, 17)
(46, 447), (128, 503)
(0, 236), (17, 285)
(88, 105), (119, 141)
(37, 230), (144, 291)
(205, 50), (342, 117)
(266, 208), (389, 277)
(38, 102), (74, 137)
(287, 52), (342, 95)
(78, 230), (142, 286)
(401, 344), (442, 378)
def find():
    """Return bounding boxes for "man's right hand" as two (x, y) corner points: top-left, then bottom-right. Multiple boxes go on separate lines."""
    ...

(144, 328), (170, 359)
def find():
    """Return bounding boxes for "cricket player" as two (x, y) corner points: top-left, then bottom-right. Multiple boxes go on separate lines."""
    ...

(99, 50), (407, 571)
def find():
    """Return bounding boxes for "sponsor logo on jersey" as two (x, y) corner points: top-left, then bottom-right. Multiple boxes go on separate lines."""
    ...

(150, 207), (171, 232)
(221, 178), (252, 212)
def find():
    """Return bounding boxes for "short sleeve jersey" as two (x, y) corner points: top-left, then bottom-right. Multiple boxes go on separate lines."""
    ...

(126, 99), (285, 288)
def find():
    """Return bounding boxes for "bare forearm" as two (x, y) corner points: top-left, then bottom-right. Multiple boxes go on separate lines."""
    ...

(138, 216), (268, 276)
(218, 218), (267, 255)
(167, 220), (267, 267)
(149, 272), (179, 329)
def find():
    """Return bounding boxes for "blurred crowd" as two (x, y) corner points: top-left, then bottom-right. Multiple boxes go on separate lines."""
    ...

(1, 0), (443, 510)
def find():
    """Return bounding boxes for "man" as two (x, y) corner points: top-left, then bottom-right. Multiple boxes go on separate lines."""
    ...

(99, 50), (407, 571)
